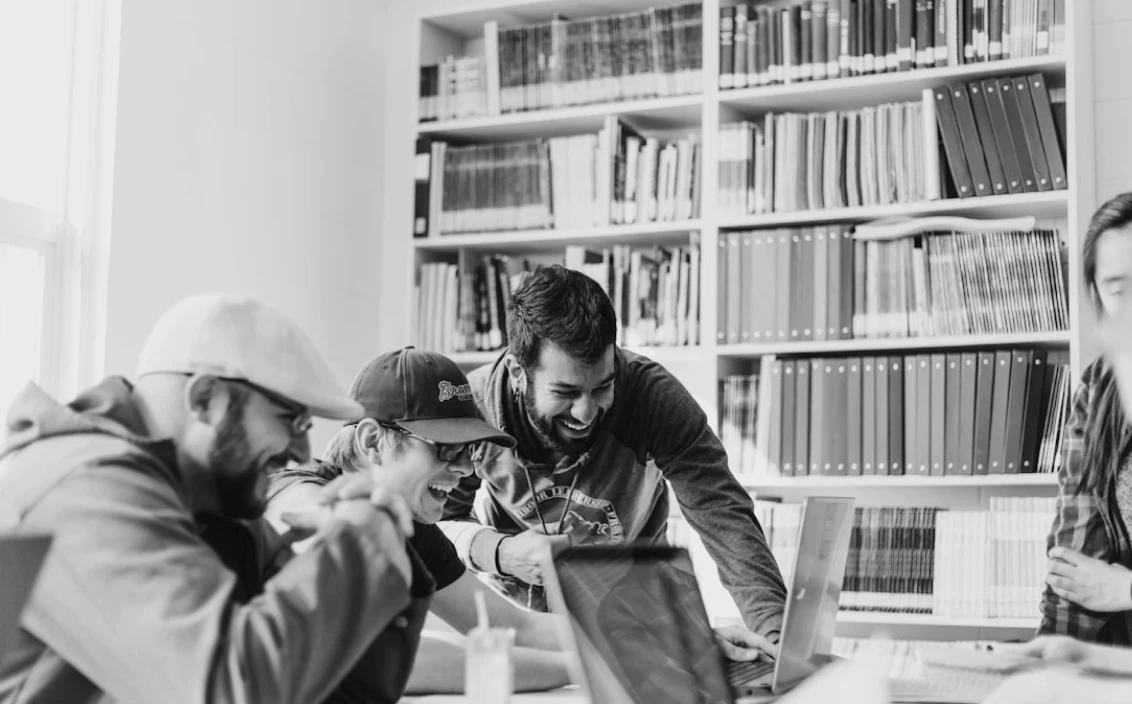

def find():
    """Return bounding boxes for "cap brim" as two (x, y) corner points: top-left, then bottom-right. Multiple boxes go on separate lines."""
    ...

(305, 397), (366, 422)
(398, 417), (517, 448)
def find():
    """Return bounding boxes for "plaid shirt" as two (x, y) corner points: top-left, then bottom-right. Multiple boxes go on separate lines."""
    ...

(1038, 359), (1132, 644)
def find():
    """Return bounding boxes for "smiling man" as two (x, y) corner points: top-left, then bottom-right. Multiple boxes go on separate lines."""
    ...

(439, 265), (788, 652)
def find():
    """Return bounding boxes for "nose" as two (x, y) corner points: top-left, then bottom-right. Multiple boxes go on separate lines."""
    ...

(572, 395), (598, 425)
(449, 451), (475, 478)
(286, 433), (312, 464)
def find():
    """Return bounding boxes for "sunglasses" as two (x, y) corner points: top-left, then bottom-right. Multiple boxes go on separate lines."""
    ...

(378, 422), (477, 463)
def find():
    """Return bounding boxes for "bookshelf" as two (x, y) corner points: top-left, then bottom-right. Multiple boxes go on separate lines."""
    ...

(402, 0), (1095, 639)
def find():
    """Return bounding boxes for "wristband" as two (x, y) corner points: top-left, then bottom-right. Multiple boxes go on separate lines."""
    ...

(495, 535), (508, 576)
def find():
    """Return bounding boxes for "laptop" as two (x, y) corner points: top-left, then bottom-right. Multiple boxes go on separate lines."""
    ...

(0, 535), (52, 659)
(543, 496), (855, 704)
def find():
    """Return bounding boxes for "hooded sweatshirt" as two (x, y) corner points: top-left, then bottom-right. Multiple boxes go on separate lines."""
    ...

(0, 377), (432, 704)
(438, 348), (787, 637)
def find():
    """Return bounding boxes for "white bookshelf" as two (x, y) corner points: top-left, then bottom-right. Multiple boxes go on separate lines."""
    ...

(405, 0), (1095, 639)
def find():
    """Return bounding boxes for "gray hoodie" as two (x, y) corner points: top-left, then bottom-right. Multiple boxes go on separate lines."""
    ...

(0, 377), (430, 704)
(438, 348), (787, 637)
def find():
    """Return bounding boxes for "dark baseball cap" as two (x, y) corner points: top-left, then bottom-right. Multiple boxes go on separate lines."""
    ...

(348, 346), (516, 448)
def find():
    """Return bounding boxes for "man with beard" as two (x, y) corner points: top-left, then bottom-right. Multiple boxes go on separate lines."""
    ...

(0, 294), (430, 704)
(439, 265), (788, 656)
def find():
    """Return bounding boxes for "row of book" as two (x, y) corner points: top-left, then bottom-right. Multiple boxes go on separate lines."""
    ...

(719, 0), (1067, 90)
(716, 225), (1069, 345)
(412, 242), (703, 353)
(717, 72), (1065, 216)
(418, 56), (487, 123)
(756, 498), (1055, 619)
(720, 348), (1072, 478)
(717, 99), (930, 215)
(413, 122), (701, 236)
(418, 3), (703, 122)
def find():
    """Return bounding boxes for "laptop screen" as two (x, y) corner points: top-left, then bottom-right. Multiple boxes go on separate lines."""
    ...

(550, 545), (734, 704)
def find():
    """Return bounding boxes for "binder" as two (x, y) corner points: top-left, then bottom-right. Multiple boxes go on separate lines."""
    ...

(811, 360), (828, 475)
(847, 357), (864, 475)
(916, 354), (932, 475)
(863, 356), (877, 475)
(1019, 350), (1049, 473)
(1026, 73), (1069, 191)
(768, 359), (785, 475)
(794, 359), (812, 476)
(888, 356), (905, 476)
(876, 357), (890, 475)
(957, 352), (978, 475)
(1002, 349), (1033, 473)
(929, 354), (946, 476)
(932, 86), (976, 198)
(903, 353), (918, 475)
(1012, 77), (1055, 192)
(972, 351), (996, 475)
(831, 359), (850, 475)
(948, 83), (992, 196)
(987, 350), (1013, 474)
(943, 354), (962, 475)
(966, 82), (1009, 195)
(782, 361), (797, 476)
(996, 77), (1039, 192)
(717, 236), (729, 344)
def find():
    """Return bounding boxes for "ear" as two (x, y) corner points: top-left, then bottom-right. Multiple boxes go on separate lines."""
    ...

(183, 375), (229, 427)
(354, 418), (386, 465)
(503, 353), (527, 394)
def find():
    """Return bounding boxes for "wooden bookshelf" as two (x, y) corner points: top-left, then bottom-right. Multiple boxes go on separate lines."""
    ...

(399, 0), (1095, 639)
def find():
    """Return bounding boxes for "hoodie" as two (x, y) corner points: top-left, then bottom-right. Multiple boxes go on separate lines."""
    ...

(0, 377), (431, 704)
(437, 348), (787, 638)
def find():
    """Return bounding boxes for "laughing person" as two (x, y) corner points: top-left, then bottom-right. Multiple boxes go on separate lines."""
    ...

(438, 264), (787, 656)
(264, 347), (573, 694)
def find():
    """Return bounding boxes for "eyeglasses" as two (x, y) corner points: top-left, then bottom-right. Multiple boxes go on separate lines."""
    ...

(225, 379), (313, 437)
(378, 422), (477, 463)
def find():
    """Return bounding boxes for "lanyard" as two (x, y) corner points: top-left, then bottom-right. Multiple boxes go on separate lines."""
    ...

(523, 466), (582, 537)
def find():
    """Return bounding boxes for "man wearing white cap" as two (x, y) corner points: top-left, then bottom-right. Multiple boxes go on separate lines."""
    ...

(0, 294), (430, 704)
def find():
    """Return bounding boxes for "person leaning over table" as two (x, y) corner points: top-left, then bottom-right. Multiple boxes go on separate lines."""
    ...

(0, 294), (429, 704)
(437, 264), (787, 659)
(265, 346), (575, 694)
(1040, 192), (1132, 646)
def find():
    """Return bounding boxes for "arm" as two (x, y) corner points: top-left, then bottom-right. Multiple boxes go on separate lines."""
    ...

(404, 631), (573, 694)
(1039, 366), (1116, 641)
(431, 570), (565, 650)
(439, 465), (513, 575)
(20, 458), (414, 704)
(627, 358), (787, 638)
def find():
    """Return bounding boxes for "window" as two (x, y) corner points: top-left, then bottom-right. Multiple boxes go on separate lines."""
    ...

(0, 0), (120, 410)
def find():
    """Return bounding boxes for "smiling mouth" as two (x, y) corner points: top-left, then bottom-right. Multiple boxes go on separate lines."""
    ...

(559, 418), (594, 433)
(427, 483), (456, 500)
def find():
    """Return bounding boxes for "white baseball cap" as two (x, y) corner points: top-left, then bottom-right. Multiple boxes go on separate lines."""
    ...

(136, 294), (362, 420)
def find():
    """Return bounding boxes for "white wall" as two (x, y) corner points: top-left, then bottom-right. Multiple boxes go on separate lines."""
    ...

(106, 0), (387, 449)
(1093, 1), (1132, 204)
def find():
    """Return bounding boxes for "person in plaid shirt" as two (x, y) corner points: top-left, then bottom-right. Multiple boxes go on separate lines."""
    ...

(1041, 192), (1132, 645)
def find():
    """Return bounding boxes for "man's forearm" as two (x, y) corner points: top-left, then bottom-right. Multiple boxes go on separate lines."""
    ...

(513, 611), (567, 651)
(405, 632), (572, 694)
(439, 520), (508, 574)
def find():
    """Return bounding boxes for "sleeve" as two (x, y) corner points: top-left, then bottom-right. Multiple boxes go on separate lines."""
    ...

(1038, 367), (1116, 640)
(410, 522), (467, 591)
(439, 455), (507, 574)
(626, 359), (787, 637)
(19, 455), (416, 704)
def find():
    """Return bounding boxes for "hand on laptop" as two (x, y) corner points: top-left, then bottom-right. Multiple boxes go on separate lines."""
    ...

(497, 528), (571, 585)
(712, 625), (777, 661)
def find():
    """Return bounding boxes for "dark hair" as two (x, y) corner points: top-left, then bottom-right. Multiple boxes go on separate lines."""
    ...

(507, 264), (617, 370)
(1079, 192), (1132, 496)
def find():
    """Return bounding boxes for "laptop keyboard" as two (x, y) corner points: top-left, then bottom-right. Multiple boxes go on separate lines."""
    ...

(726, 658), (776, 686)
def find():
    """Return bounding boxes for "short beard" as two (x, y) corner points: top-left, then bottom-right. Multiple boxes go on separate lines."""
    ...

(522, 375), (602, 456)
(208, 390), (264, 520)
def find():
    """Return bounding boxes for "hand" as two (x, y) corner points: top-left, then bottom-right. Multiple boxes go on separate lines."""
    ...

(496, 528), (571, 585)
(713, 625), (777, 661)
(1046, 546), (1132, 612)
(317, 472), (415, 537)
(281, 496), (412, 583)
(994, 636), (1100, 666)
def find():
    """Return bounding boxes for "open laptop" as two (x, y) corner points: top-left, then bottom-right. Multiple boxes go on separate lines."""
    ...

(543, 496), (855, 704)
(0, 535), (52, 659)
